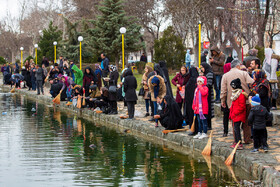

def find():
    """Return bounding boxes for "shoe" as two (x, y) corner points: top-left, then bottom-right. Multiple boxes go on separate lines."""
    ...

(149, 118), (155, 122)
(215, 99), (221, 103)
(223, 133), (228, 137)
(199, 133), (208, 139)
(188, 132), (196, 136)
(230, 143), (237, 148)
(193, 132), (201, 139)
(251, 149), (259, 153)
(155, 123), (159, 127)
(263, 147), (269, 152)
(237, 144), (244, 150)
(144, 113), (150, 117)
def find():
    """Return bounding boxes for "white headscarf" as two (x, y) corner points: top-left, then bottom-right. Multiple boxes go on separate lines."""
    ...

(263, 48), (278, 80)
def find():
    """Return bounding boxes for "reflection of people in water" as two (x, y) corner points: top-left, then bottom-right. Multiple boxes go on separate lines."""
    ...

(192, 176), (207, 187)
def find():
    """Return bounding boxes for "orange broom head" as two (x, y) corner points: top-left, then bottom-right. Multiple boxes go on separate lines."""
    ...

(10, 87), (15, 93)
(95, 110), (103, 114)
(82, 93), (86, 106)
(190, 115), (196, 132)
(52, 93), (61, 105)
(77, 97), (82, 108)
(202, 131), (213, 156)
(162, 128), (188, 134)
(225, 140), (241, 166)
(44, 76), (49, 83)
(120, 115), (128, 119)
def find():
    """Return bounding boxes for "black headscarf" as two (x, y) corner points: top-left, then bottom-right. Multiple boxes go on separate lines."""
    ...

(84, 67), (97, 83)
(161, 95), (183, 130)
(201, 62), (213, 75)
(158, 61), (173, 97)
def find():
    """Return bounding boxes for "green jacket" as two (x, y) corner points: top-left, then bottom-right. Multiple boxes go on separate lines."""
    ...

(71, 65), (83, 86)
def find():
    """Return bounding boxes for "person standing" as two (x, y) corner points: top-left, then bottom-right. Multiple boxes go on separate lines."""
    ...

(209, 46), (225, 103)
(171, 66), (190, 109)
(58, 56), (64, 70)
(221, 60), (254, 144)
(108, 65), (119, 114)
(140, 53), (147, 63)
(35, 65), (44, 95)
(185, 49), (192, 69)
(69, 60), (75, 81)
(229, 78), (247, 150)
(83, 67), (97, 96)
(94, 64), (102, 90)
(30, 64), (37, 91)
(201, 50), (208, 64)
(42, 56), (49, 67)
(226, 53), (234, 64)
(142, 65), (153, 116)
(101, 53), (109, 86)
(124, 69), (138, 119)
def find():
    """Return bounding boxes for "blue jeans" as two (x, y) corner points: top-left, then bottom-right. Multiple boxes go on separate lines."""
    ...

(214, 75), (221, 100)
(153, 101), (158, 122)
(197, 115), (208, 134)
(145, 99), (149, 113)
(66, 87), (72, 101)
(31, 79), (36, 90)
(185, 62), (190, 70)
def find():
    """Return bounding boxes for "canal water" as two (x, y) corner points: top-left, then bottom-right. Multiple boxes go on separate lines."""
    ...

(0, 91), (253, 186)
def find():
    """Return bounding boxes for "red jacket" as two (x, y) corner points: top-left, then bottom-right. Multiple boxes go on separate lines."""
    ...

(192, 76), (209, 115)
(229, 90), (247, 123)
(223, 63), (231, 74)
(171, 72), (190, 103)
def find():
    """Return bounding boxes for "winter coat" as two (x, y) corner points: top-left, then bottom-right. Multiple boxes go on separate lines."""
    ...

(192, 76), (209, 115)
(35, 67), (43, 81)
(185, 50), (191, 64)
(248, 105), (269, 129)
(108, 70), (119, 101)
(148, 75), (166, 102)
(101, 57), (109, 72)
(171, 72), (190, 103)
(71, 65), (83, 86)
(210, 46), (225, 75)
(223, 63), (231, 74)
(229, 91), (247, 123)
(124, 69), (138, 102)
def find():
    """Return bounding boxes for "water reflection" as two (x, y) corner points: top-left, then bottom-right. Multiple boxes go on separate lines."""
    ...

(0, 93), (252, 186)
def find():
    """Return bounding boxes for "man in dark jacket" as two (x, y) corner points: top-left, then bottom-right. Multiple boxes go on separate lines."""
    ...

(140, 53), (147, 63)
(201, 50), (208, 63)
(248, 94), (270, 152)
(124, 69), (137, 119)
(101, 53), (110, 87)
(58, 56), (64, 70)
(35, 65), (44, 95)
(209, 46), (225, 103)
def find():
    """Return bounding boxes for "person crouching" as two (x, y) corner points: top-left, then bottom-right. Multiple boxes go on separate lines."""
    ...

(193, 76), (209, 139)
(229, 78), (247, 150)
(248, 94), (270, 153)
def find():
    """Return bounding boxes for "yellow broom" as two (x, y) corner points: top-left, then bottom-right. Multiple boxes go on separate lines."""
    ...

(162, 127), (188, 134)
(52, 90), (62, 105)
(190, 115), (196, 132)
(77, 96), (82, 109)
(202, 131), (213, 156)
(225, 140), (241, 166)
(82, 93), (86, 107)
(10, 87), (16, 93)
(120, 115), (128, 119)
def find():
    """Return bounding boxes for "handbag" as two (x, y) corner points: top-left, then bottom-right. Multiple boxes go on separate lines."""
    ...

(138, 87), (145, 96)
(109, 80), (117, 93)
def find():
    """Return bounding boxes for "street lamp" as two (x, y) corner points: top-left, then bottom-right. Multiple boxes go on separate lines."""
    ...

(198, 21), (201, 68)
(120, 27), (126, 70)
(53, 41), (57, 63)
(34, 44), (38, 65)
(20, 47), (24, 68)
(78, 36), (83, 70)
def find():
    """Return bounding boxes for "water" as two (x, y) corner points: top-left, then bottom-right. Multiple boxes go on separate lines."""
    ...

(0, 91), (253, 186)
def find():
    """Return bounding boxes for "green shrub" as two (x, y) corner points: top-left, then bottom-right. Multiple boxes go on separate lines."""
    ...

(255, 46), (265, 65)
(135, 61), (146, 74)
(0, 56), (7, 64)
(24, 56), (34, 62)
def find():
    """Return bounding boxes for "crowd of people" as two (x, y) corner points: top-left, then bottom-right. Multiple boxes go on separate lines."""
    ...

(1, 47), (280, 153)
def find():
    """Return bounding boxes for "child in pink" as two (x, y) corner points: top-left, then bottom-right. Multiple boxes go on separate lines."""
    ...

(192, 76), (209, 139)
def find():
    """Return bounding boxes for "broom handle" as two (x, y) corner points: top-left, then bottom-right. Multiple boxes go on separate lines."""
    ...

(232, 140), (241, 154)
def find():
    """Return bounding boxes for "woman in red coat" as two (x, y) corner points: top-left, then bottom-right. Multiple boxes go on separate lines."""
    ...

(171, 66), (190, 109)
(229, 78), (247, 150)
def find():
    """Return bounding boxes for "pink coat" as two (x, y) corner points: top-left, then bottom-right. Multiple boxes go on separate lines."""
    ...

(171, 72), (190, 103)
(223, 63), (231, 74)
(192, 76), (209, 115)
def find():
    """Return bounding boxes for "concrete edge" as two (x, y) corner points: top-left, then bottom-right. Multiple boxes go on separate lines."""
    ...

(2, 85), (280, 186)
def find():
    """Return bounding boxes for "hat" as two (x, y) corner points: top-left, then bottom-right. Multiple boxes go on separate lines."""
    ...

(230, 78), (242, 89)
(197, 76), (204, 84)
(204, 50), (208, 54)
(251, 94), (261, 106)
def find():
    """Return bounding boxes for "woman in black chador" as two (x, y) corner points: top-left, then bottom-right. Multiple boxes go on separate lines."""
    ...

(154, 95), (183, 130)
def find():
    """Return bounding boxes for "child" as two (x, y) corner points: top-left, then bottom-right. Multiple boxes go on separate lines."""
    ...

(229, 78), (247, 150)
(192, 76), (209, 139)
(248, 94), (269, 153)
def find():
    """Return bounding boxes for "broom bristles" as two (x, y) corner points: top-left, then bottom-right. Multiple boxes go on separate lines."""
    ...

(82, 93), (86, 106)
(202, 131), (213, 156)
(10, 87), (15, 93)
(162, 127), (188, 134)
(190, 115), (196, 132)
(52, 93), (61, 105)
(225, 140), (241, 166)
(77, 97), (82, 109)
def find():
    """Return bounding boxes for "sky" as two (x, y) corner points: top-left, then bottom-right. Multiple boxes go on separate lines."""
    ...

(0, 0), (19, 20)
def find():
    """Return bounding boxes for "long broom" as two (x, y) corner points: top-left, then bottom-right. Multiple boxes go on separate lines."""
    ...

(190, 115), (196, 132)
(52, 90), (62, 105)
(10, 87), (16, 93)
(162, 127), (188, 134)
(77, 96), (82, 109)
(202, 131), (213, 156)
(225, 140), (241, 166)
(82, 93), (86, 107)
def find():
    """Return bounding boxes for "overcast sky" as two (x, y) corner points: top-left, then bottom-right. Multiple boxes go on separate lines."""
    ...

(0, 0), (19, 20)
